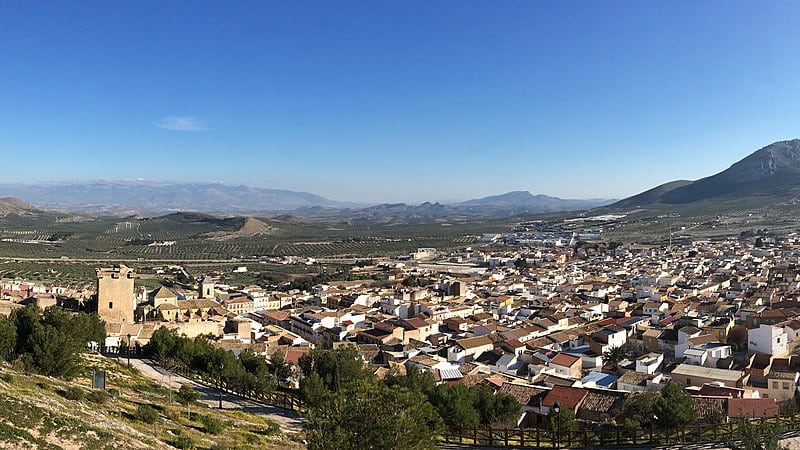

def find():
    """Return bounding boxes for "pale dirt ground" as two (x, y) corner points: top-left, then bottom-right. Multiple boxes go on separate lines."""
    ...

(123, 356), (305, 432)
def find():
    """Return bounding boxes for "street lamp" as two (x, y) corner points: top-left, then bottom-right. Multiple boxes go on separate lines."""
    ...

(126, 334), (132, 367)
(552, 402), (561, 449)
(218, 361), (225, 410)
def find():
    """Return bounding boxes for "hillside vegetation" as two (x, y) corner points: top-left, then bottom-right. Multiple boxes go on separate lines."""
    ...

(0, 353), (301, 449)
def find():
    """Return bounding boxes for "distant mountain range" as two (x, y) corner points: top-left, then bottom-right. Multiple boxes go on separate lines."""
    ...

(0, 182), (352, 215)
(0, 182), (614, 218)
(610, 139), (800, 209)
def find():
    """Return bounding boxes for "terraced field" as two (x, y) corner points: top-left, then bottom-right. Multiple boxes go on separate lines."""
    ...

(0, 212), (513, 261)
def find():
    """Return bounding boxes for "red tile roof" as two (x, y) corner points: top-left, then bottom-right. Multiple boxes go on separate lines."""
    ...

(550, 353), (580, 368)
(727, 398), (778, 418)
(542, 386), (588, 410)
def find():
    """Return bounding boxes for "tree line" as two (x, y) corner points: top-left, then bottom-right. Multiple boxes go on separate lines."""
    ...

(298, 346), (522, 450)
(0, 305), (106, 378)
(143, 328), (290, 399)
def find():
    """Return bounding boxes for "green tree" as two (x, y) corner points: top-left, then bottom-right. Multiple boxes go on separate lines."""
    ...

(300, 371), (330, 408)
(473, 385), (521, 427)
(144, 327), (180, 364)
(29, 324), (81, 377)
(548, 407), (578, 432)
(384, 366), (437, 397)
(306, 380), (440, 450)
(655, 382), (696, 428)
(176, 384), (200, 420)
(729, 418), (783, 450)
(299, 346), (368, 393)
(602, 345), (625, 370)
(0, 315), (16, 360)
(616, 391), (659, 429)
(429, 383), (479, 428)
(269, 350), (292, 382)
(401, 276), (419, 288)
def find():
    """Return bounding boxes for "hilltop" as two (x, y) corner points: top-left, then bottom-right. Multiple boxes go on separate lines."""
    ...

(612, 139), (800, 208)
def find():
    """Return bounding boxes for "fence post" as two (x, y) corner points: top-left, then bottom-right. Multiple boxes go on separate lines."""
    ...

(536, 425), (540, 447)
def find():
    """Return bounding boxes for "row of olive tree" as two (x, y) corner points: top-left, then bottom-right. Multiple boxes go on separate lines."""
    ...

(298, 346), (522, 450)
(0, 305), (106, 378)
(143, 327), (286, 398)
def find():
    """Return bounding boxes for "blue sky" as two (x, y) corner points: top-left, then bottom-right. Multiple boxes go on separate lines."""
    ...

(2, 2), (800, 203)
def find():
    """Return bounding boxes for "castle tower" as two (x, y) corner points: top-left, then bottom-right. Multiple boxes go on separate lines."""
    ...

(96, 265), (135, 323)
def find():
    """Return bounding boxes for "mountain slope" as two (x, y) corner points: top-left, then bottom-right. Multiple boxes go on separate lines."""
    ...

(610, 139), (800, 208)
(0, 197), (41, 216)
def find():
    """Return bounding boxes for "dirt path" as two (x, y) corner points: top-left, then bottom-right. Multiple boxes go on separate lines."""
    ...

(117, 356), (305, 432)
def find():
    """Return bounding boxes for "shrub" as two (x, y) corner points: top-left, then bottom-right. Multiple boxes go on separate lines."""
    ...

(163, 406), (181, 421)
(63, 387), (85, 401)
(172, 433), (195, 450)
(86, 390), (111, 405)
(135, 405), (159, 424)
(261, 419), (280, 436)
(107, 388), (120, 398)
(0, 373), (13, 383)
(199, 414), (225, 435)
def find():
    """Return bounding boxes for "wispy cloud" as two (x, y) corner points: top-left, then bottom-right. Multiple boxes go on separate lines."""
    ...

(156, 116), (208, 132)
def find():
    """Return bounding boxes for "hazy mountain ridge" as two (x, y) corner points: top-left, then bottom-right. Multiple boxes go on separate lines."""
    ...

(0, 182), (351, 214)
(0, 182), (614, 218)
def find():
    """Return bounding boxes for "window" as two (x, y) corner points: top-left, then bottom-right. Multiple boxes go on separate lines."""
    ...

(686, 377), (691, 385)
(784, 382), (791, 390)
(108, 302), (113, 310)
(773, 381), (780, 389)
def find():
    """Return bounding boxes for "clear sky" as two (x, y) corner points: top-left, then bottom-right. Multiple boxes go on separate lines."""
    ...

(2, 2), (800, 203)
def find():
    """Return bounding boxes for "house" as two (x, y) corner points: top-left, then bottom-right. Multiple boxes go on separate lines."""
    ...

(580, 371), (618, 389)
(448, 335), (496, 363)
(670, 364), (743, 388)
(748, 324), (789, 356)
(549, 353), (582, 379)
(616, 371), (664, 392)
(541, 385), (589, 416)
(635, 353), (663, 375)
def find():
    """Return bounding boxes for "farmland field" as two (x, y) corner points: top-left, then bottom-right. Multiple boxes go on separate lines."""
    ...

(0, 212), (514, 262)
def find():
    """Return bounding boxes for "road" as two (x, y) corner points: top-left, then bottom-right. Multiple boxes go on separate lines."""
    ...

(118, 356), (305, 433)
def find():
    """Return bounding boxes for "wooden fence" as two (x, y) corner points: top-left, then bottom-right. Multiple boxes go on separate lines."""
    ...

(441, 415), (800, 448)
(145, 358), (800, 448)
(167, 361), (305, 413)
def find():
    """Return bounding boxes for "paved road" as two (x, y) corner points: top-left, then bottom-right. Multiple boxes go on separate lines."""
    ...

(116, 356), (305, 432)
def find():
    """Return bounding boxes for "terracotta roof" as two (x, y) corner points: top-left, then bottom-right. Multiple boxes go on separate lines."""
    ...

(550, 353), (580, 368)
(727, 398), (778, 418)
(264, 310), (291, 321)
(542, 386), (588, 410)
(497, 383), (547, 406)
(577, 391), (625, 421)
